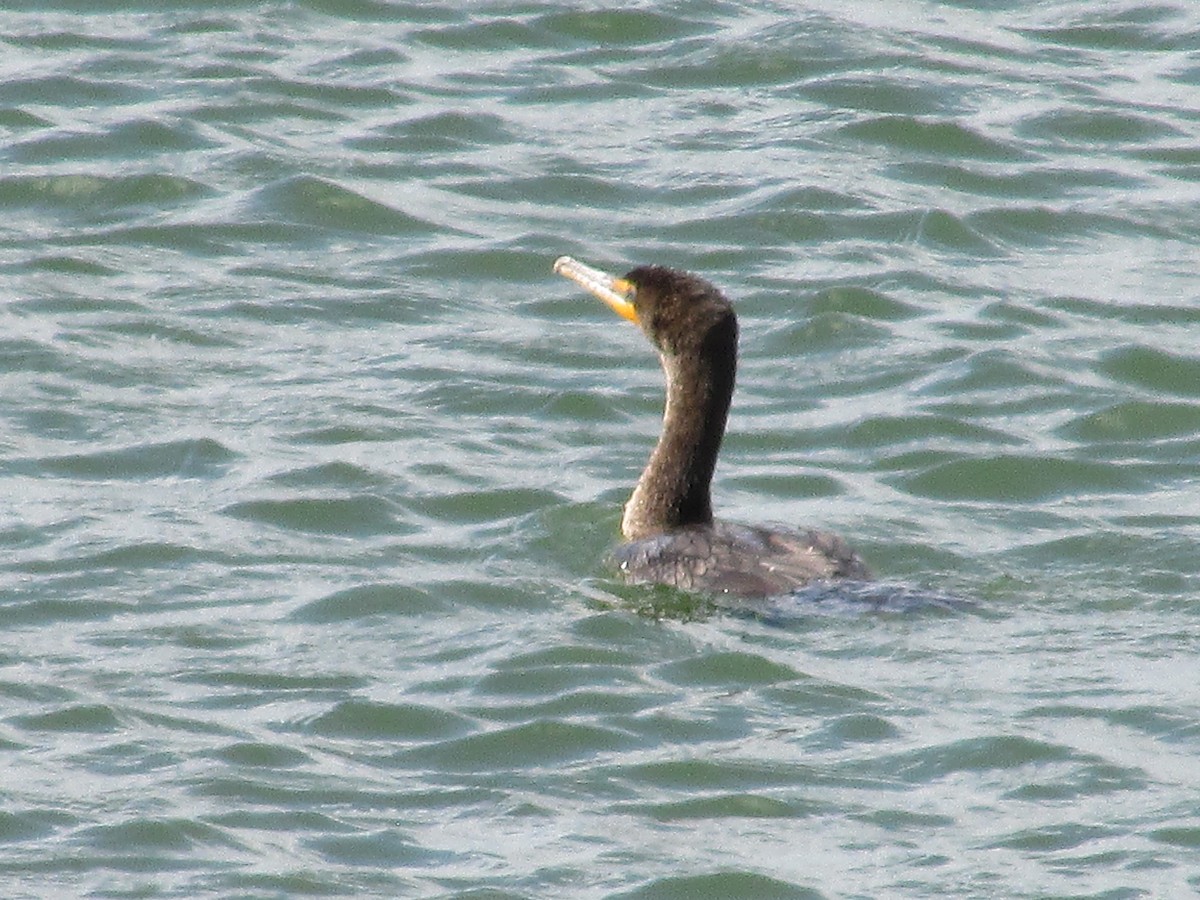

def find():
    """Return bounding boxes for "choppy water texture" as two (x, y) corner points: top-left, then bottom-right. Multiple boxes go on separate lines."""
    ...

(2, 1), (1199, 897)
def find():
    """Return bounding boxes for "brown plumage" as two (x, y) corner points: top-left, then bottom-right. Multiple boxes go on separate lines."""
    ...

(554, 257), (870, 598)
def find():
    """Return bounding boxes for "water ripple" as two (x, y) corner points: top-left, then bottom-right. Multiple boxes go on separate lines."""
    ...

(1, 1), (1198, 897)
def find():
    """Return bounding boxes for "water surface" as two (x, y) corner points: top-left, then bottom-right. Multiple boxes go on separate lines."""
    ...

(2, 1), (1199, 897)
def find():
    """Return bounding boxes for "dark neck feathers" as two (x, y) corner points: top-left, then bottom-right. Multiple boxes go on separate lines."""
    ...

(622, 311), (736, 540)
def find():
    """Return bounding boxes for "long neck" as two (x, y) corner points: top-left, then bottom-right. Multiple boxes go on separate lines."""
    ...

(622, 323), (736, 540)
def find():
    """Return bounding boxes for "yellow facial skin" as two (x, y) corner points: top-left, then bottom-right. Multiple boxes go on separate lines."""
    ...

(553, 256), (639, 324)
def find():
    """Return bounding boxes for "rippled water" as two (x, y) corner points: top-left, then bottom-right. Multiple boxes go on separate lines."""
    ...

(2, 1), (1199, 897)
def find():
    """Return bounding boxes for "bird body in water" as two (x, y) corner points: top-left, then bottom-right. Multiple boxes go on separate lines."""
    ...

(554, 256), (870, 599)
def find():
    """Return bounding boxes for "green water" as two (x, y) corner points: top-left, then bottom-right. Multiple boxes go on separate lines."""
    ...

(2, 2), (1199, 897)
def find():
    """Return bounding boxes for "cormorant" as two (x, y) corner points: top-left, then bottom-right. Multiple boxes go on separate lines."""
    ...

(554, 256), (870, 598)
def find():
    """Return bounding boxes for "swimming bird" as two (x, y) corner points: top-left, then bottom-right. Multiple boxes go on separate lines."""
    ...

(554, 257), (870, 598)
